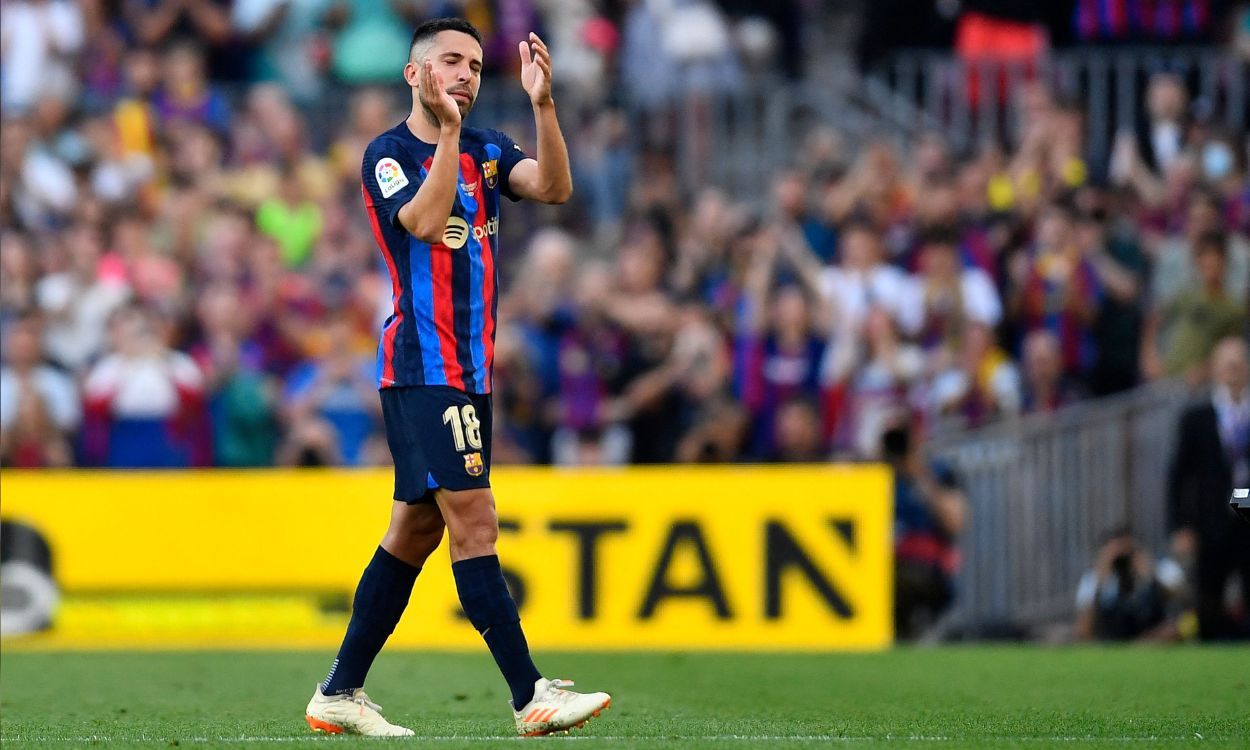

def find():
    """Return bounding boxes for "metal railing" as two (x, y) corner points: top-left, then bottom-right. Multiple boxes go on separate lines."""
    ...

(868, 46), (1249, 162)
(928, 380), (1194, 634)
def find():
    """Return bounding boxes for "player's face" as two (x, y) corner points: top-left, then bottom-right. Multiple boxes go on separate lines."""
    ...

(417, 31), (484, 118)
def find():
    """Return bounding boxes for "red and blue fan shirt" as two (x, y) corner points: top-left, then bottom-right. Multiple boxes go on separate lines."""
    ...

(361, 123), (528, 394)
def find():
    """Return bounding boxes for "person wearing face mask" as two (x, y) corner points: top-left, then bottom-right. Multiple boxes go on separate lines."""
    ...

(1198, 132), (1249, 236)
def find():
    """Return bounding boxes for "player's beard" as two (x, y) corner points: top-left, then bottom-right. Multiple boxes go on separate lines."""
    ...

(421, 92), (473, 126)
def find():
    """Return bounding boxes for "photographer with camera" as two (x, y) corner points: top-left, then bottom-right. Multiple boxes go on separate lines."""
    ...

(1073, 529), (1186, 642)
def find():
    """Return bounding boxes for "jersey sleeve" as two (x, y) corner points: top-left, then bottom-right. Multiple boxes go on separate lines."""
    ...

(362, 137), (422, 230)
(492, 129), (530, 202)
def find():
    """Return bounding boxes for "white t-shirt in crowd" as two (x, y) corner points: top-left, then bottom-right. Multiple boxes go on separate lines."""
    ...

(898, 268), (1003, 336)
(36, 273), (130, 371)
(84, 352), (203, 419)
(0, 365), (81, 432)
(0, 1), (83, 112)
(819, 264), (911, 329)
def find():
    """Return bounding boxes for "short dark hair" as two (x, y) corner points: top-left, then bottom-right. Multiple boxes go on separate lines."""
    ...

(881, 424), (910, 462)
(921, 225), (960, 249)
(1043, 195), (1079, 222)
(1195, 230), (1228, 260)
(841, 214), (878, 237)
(410, 17), (482, 59)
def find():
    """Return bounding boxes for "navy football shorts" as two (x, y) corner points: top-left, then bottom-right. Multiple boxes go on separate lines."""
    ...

(380, 385), (493, 503)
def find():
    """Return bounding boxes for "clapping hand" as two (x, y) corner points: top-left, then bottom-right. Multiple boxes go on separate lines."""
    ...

(519, 33), (553, 106)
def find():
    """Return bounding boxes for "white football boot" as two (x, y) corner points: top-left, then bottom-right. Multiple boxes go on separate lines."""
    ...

(305, 686), (415, 736)
(512, 677), (611, 737)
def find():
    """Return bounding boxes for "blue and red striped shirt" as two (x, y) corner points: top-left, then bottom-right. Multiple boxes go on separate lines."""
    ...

(361, 123), (527, 394)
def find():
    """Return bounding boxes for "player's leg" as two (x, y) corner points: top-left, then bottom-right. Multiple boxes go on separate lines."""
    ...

(430, 388), (611, 734)
(436, 485), (540, 705)
(306, 386), (446, 735)
(306, 502), (444, 736)
(437, 485), (611, 736)
(321, 501), (445, 694)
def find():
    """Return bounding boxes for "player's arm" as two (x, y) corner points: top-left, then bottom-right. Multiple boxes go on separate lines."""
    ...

(506, 33), (572, 205)
(396, 62), (464, 243)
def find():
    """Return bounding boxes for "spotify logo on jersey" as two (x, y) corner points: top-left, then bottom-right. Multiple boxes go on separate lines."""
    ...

(441, 216), (499, 249)
(442, 217), (470, 249)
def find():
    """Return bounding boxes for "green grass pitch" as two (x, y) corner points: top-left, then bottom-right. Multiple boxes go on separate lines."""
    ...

(1, 648), (1247, 749)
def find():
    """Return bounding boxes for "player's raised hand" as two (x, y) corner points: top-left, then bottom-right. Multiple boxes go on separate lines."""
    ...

(419, 60), (462, 128)
(518, 32), (553, 106)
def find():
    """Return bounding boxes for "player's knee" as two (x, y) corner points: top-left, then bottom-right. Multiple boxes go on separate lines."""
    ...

(459, 520), (498, 551)
(384, 505), (446, 564)
(438, 487), (498, 554)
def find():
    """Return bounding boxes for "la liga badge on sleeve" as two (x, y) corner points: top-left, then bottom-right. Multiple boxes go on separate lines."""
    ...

(375, 157), (409, 198)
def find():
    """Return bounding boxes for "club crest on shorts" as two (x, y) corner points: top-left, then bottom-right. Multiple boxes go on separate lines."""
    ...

(464, 451), (485, 477)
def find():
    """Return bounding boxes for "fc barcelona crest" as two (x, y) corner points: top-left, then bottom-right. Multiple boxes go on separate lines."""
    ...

(482, 159), (499, 189)
(464, 452), (485, 477)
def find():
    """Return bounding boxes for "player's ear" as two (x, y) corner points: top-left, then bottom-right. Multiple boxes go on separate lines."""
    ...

(404, 61), (419, 87)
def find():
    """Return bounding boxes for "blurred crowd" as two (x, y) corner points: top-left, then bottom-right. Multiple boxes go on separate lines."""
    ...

(1, 0), (1248, 474)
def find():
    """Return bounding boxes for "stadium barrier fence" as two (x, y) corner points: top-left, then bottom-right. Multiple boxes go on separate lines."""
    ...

(868, 46), (1248, 165)
(929, 379), (1192, 635)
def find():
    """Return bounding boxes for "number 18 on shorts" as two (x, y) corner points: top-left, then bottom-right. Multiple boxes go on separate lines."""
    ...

(380, 386), (494, 503)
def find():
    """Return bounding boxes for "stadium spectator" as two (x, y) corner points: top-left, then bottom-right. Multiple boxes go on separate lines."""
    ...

(231, 0), (336, 103)
(1009, 200), (1102, 379)
(82, 305), (209, 468)
(569, 109), (634, 235)
(0, 0), (84, 114)
(281, 315), (379, 467)
(900, 225), (1002, 352)
(0, 231), (40, 328)
(0, 313), (79, 468)
(109, 210), (185, 309)
(1, 114), (79, 229)
(35, 224), (132, 372)
(593, 226), (691, 465)
(1150, 190), (1250, 313)
(828, 308), (924, 459)
(884, 423), (967, 641)
(256, 161), (324, 268)
(675, 396), (749, 464)
(122, 0), (243, 81)
(1135, 72), (1191, 177)
(1080, 202), (1147, 395)
(1145, 231), (1248, 381)
(619, 0), (741, 109)
(1073, 529), (1185, 642)
(189, 281), (281, 467)
(1020, 330), (1086, 414)
(770, 396), (826, 462)
(928, 323), (1022, 431)
(770, 169), (837, 264)
(1168, 336), (1250, 640)
(111, 46), (163, 166)
(152, 43), (232, 135)
(738, 225), (829, 458)
(325, 0), (423, 85)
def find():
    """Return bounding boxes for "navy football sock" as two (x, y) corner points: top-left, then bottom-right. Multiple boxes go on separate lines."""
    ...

(321, 546), (420, 695)
(452, 554), (542, 709)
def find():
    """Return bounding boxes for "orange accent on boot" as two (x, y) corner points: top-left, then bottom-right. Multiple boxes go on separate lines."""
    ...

(306, 715), (344, 734)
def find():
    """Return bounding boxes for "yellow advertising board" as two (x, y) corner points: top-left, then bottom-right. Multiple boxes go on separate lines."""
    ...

(0, 466), (892, 650)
